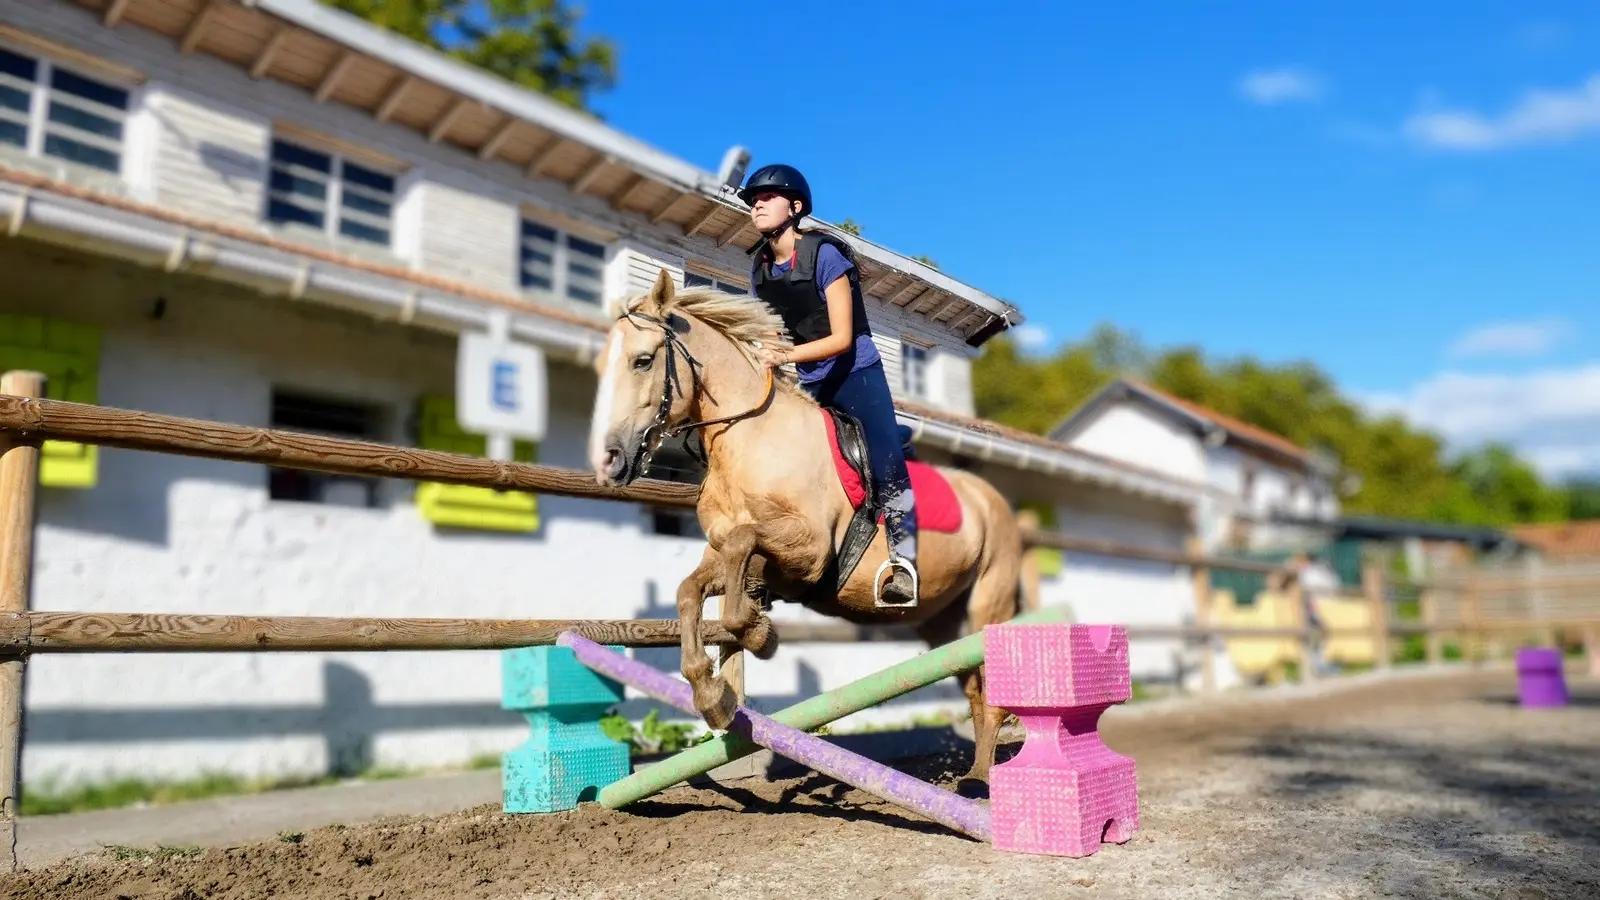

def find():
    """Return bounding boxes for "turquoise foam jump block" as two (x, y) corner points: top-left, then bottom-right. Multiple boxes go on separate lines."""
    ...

(500, 644), (631, 813)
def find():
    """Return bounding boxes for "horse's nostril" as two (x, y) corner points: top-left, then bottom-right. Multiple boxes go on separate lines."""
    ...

(603, 447), (624, 478)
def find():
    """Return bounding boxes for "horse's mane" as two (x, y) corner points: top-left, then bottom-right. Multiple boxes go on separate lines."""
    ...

(609, 282), (818, 405)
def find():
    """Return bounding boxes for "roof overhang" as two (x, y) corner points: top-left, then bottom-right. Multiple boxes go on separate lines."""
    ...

(59, 0), (1021, 346)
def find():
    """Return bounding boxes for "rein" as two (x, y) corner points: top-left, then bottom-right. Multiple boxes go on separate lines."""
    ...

(619, 309), (776, 474)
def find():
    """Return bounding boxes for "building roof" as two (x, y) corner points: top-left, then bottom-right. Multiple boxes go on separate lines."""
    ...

(1511, 520), (1600, 558)
(1049, 377), (1321, 472)
(64, 0), (1020, 346)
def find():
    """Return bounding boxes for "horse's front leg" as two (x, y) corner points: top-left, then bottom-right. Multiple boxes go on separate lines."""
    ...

(677, 546), (738, 730)
(719, 523), (778, 661)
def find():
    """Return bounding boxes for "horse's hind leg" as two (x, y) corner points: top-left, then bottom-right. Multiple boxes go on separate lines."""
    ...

(677, 546), (738, 731)
(719, 524), (778, 661)
(958, 532), (1026, 786)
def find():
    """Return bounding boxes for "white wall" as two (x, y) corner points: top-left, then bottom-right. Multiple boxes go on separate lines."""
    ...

(7, 241), (962, 790)
(1065, 401), (1208, 482)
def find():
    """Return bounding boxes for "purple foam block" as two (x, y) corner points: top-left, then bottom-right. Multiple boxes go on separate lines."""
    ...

(555, 631), (993, 841)
(1515, 647), (1569, 708)
(984, 623), (1140, 858)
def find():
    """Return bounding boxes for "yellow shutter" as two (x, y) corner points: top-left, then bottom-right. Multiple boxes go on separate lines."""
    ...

(0, 314), (100, 488)
(1019, 501), (1062, 577)
(413, 395), (541, 532)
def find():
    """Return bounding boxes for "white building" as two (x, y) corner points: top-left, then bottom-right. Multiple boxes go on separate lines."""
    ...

(1048, 378), (1344, 557)
(1, 0), (1211, 792)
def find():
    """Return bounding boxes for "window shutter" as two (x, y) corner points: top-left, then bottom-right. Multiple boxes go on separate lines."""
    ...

(0, 313), (100, 488)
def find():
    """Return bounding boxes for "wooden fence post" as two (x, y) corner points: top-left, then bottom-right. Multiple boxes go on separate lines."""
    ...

(0, 371), (44, 872)
(1187, 536), (1214, 693)
(1288, 576), (1317, 684)
(1586, 626), (1599, 680)
(1420, 588), (1443, 666)
(1363, 561), (1390, 670)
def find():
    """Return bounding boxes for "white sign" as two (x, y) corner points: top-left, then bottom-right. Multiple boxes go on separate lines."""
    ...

(456, 316), (547, 458)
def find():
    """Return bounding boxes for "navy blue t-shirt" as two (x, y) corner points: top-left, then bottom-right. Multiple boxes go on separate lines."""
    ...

(756, 243), (881, 384)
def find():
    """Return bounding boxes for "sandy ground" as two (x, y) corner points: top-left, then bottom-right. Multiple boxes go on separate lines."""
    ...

(3, 663), (1596, 900)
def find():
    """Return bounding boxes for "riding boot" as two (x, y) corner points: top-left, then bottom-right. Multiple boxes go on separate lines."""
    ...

(876, 476), (920, 607)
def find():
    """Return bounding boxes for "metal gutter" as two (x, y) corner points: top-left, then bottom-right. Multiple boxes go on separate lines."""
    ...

(897, 411), (1201, 507)
(0, 180), (606, 363)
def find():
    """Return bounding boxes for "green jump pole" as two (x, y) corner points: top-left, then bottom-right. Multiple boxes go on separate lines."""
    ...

(596, 604), (1071, 809)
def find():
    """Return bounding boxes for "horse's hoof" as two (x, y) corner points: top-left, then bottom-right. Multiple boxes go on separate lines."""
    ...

(743, 615), (779, 661)
(696, 681), (738, 731)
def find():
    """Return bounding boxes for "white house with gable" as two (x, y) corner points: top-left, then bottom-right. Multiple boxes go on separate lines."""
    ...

(0, 0), (1214, 794)
(1049, 378), (1344, 558)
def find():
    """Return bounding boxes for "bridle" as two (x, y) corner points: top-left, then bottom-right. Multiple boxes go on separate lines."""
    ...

(616, 309), (775, 476)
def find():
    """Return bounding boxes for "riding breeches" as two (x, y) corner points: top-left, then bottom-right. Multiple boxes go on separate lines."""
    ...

(801, 359), (919, 564)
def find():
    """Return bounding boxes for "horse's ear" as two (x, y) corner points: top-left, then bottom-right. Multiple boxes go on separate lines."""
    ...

(648, 267), (675, 311)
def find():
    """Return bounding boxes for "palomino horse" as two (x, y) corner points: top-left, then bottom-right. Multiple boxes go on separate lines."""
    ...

(586, 269), (1031, 784)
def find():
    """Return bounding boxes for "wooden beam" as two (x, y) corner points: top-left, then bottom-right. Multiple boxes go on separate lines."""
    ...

(0, 612), (737, 653)
(932, 296), (964, 321)
(715, 218), (747, 247)
(569, 154), (612, 194)
(684, 201), (721, 237)
(863, 272), (895, 296)
(909, 289), (944, 316)
(375, 74), (416, 122)
(428, 97), (473, 143)
(102, 0), (135, 28)
(0, 372), (42, 873)
(250, 26), (290, 79)
(477, 117), (520, 161)
(887, 280), (922, 305)
(648, 191), (686, 224)
(178, 0), (221, 54)
(313, 51), (357, 103)
(609, 173), (648, 211)
(0, 394), (701, 509)
(525, 136), (567, 177)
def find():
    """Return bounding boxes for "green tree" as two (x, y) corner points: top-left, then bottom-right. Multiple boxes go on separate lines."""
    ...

(320, 0), (617, 112)
(835, 218), (862, 236)
(1561, 477), (1600, 520)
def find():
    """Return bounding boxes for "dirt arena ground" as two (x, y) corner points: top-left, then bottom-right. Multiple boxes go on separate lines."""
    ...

(3, 664), (1596, 900)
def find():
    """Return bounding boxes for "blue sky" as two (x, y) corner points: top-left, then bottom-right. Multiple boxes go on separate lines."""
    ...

(566, 1), (1600, 477)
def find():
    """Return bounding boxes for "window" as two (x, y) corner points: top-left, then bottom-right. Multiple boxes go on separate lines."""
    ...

(267, 389), (385, 508)
(684, 270), (746, 295)
(901, 340), (929, 398)
(0, 47), (130, 174)
(266, 137), (397, 247)
(519, 218), (606, 304)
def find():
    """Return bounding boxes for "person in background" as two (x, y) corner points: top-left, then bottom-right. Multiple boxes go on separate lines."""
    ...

(1293, 550), (1341, 675)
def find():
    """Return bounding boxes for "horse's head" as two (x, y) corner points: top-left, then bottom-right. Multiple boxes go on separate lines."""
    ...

(587, 267), (799, 487)
(587, 269), (694, 486)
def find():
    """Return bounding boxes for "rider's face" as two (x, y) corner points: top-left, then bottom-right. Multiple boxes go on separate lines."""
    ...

(749, 191), (799, 231)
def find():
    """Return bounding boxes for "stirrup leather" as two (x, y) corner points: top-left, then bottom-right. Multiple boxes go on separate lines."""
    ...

(873, 556), (919, 609)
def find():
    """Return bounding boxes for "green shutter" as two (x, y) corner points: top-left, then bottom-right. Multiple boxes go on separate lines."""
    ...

(1019, 500), (1063, 577)
(413, 395), (540, 532)
(0, 314), (100, 488)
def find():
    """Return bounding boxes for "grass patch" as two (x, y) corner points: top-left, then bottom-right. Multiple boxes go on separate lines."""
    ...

(20, 771), (338, 817)
(103, 843), (204, 861)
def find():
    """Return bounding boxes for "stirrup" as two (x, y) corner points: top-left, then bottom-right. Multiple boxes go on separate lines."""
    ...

(873, 556), (919, 609)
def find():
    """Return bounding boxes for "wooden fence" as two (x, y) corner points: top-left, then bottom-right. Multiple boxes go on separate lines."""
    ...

(0, 370), (1597, 868)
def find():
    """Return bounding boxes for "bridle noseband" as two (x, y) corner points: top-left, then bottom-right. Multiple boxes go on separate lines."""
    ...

(617, 309), (775, 477)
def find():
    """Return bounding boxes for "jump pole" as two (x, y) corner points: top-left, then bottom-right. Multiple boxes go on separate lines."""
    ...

(594, 605), (1072, 810)
(555, 631), (994, 842)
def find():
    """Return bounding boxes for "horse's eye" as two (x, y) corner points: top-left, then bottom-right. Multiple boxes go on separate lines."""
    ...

(632, 353), (653, 371)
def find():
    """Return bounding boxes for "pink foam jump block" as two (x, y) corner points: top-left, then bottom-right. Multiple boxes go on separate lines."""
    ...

(984, 622), (1140, 858)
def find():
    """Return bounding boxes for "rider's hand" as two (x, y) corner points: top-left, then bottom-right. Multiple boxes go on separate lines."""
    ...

(755, 346), (789, 370)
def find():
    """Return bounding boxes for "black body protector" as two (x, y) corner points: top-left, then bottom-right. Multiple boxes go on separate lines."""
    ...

(750, 231), (872, 349)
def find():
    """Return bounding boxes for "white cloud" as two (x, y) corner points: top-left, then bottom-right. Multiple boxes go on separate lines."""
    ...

(1011, 324), (1050, 351)
(1237, 67), (1325, 106)
(1370, 364), (1600, 478)
(1447, 317), (1574, 359)
(1403, 74), (1600, 150)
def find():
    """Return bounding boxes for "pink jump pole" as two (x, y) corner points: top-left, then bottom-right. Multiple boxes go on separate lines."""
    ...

(554, 631), (994, 842)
